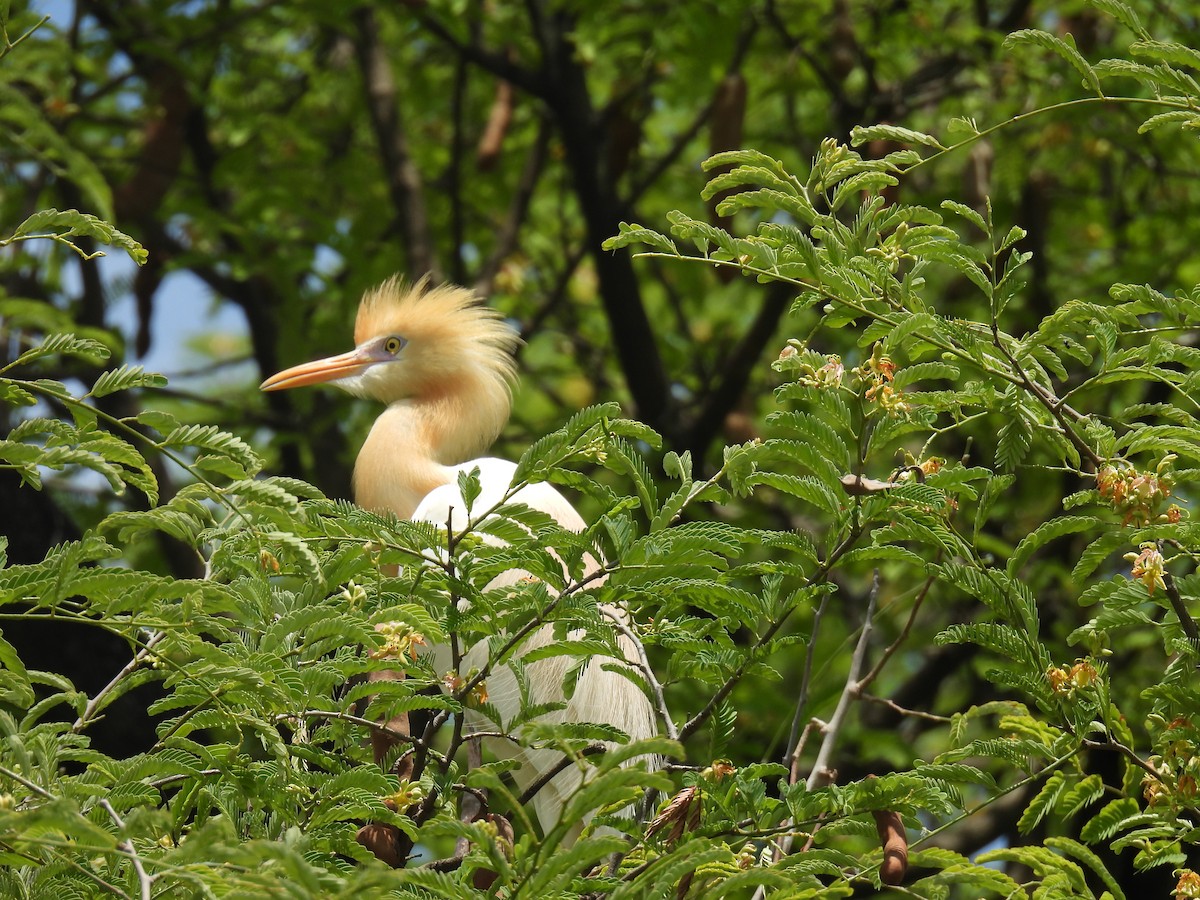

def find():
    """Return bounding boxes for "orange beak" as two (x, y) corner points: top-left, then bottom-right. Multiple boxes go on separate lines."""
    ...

(260, 347), (379, 392)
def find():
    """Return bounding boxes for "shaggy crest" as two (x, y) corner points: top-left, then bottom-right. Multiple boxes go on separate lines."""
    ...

(353, 275), (519, 394)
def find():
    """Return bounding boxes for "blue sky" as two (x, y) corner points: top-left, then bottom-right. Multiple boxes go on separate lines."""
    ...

(30, 0), (255, 391)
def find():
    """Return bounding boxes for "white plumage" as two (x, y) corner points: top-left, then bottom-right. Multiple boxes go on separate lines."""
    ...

(261, 278), (656, 838)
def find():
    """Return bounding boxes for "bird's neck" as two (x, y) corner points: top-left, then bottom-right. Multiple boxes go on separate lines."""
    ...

(352, 376), (510, 519)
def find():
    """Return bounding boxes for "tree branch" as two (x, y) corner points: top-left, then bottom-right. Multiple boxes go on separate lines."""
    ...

(406, 4), (547, 100)
(100, 799), (153, 900)
(72, 630), (166, 734)
(353, 7), (438, 278)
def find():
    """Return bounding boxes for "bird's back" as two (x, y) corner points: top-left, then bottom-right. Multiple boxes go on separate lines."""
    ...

(413, 458), (657, 837)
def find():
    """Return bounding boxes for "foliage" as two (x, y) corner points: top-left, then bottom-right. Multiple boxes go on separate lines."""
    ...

(5, 0), (1200, 897)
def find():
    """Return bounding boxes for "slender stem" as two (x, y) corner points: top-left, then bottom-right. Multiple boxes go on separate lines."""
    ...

(0, 763), (55, 800)
(904, 96), (1188, 175)
(274, 710), (437, 757)
(752, 575), (882, 900)
(908, 748), (1080, 852)
(73, 631), (166, 734)
(783, 589), (831, 768)
(17, 379), (252, 524)
(0, 14), (50, 59)
(860, 693), (951, 724)
(635, 254), (1031, 394)
(989, 321), (1102, 468)
(789, 574), (879, 849)
(605, 610), (677, 741)
(100, 799), (153, 900)
(1161, 566), (1200, 647)
(515, 743), (606, 807)
(857, 572), (935, 694)
(679, 520), (867, 744)
(0, 231), (106, 259)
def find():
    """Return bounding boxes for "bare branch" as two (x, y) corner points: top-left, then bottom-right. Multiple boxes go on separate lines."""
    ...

(805, 571), (879, 791)
(768, 571), (880, 872)
(407, 6), (547, 100)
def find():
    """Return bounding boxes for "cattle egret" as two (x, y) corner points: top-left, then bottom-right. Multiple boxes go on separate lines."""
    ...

(261, 277), (656, 847)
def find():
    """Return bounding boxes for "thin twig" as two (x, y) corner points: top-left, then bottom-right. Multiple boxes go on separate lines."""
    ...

(516, 743), (607, 807)
(989, 322), (1102, 469)
(860, 693), (952, 724)
(73, 630), (166, 734)
(784, 589), (832, 769)
(99, 799), (153, 900)
(624, 18), (758, 207)
(775, 571), (880, 864)
(1082, 735), (1167, 782)
(0, 764), (55, 800)
(353, 7), (437, 278)
(1162, 566), (1200, 647)
(274, 710), (438, 758)
(856, 572), (935, 694)
(679, 522), (865, 744)
(603, 609), (678, 741)
(808, 570), (879, 785)
(476, 118), (551, 296)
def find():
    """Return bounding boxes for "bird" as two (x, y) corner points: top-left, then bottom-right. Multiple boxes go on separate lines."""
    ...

(260, 276), (657, 845)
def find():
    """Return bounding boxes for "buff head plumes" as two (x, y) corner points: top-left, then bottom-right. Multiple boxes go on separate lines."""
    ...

(262, 276), (519, 408)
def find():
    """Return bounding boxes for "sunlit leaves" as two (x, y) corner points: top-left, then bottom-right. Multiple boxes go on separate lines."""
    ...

(2, 208), (147, 264)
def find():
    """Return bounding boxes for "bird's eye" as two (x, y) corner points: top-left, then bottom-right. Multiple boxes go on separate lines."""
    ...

(383, 336), (405, 355)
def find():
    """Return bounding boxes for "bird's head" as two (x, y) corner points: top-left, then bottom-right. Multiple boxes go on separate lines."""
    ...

(260, 277), (519, 406)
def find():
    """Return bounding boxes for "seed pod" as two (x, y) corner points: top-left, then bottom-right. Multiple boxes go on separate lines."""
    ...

(476, 77), (514, 172)
(873, 809), (908, 885)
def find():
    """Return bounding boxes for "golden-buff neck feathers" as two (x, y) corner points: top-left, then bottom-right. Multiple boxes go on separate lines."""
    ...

(346, 278), (520, 518)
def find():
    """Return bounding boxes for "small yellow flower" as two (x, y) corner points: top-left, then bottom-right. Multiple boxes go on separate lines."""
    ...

(702, 759), (736, 782)
(371, 621), (426, 660)
(1125, 543), (1167, 595)
(1175, 868), (1200, 899)
(814, 355), (844, 387)
(1046, 659), (1097, 696)
(385, 780), (426, 810)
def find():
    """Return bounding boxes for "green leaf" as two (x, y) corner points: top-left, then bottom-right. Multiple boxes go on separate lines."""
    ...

(1079, 797), (1140, 842)
(850, 123), (945, 150)
(0, 630), (34, 707)
(996, 411), (1032, 471)
(161, 424), (260, 476)
(1130, 39), (1200, 72)
(1072, 530), (1128, 582)
(89, 364), (168, 398)
(1008, 516), (1101, 575)
(1087, 0), (1145, 38)
(940, 199), (987, 234)
(9, 332), (110, 368)
(603, 221), (679, 255)
(1005, 29), (1103, 96)
(9, 208), (148, 265)
(1137, 109), (1200, 134)
(701, 148), (791, 174)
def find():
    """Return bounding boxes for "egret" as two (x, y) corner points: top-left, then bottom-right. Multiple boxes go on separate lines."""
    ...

(261, 277), (657, 850)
